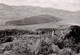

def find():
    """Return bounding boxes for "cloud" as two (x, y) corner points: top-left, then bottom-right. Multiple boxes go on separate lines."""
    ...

(0, 0), (80, 11)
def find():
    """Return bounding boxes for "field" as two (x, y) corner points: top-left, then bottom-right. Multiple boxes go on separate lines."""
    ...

(0, 25), (80, 55)
(0, 3), (80, 55)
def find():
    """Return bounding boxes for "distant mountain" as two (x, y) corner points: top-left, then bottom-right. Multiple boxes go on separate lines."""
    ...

(5, 15), (61, 25)
(0, 3), (80, 25)
(0, 3), (74, 20)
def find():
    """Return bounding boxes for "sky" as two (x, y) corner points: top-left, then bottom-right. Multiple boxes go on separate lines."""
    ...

(0, 0), (80, 11)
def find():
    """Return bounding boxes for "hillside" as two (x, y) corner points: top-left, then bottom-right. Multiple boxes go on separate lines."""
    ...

(0, 3), (80, 25)
(0, 3), (72, 19)
(5, 15), (61, 26)
(0, 3), (75, 25)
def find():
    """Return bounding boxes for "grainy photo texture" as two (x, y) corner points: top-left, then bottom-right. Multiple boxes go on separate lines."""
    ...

(0, 0), (80, 55)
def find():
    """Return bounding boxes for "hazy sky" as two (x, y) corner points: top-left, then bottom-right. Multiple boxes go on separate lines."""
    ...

(0, 0), (80, 11)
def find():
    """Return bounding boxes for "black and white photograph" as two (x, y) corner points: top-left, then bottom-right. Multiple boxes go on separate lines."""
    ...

(0, 0), (80, 55)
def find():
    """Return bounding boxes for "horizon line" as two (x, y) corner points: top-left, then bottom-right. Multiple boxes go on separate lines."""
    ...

(0, 3), (80, 12)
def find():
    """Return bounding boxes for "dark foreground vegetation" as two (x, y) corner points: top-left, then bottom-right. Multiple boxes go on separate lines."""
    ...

(0, 29), (36, 43)
(0, 25), (80, 55)
(56, 25), (80, 54)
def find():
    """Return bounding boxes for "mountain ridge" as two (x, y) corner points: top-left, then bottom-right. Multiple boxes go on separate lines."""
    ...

(5, 14), (61, 26)
(0, 3), (80, 25)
